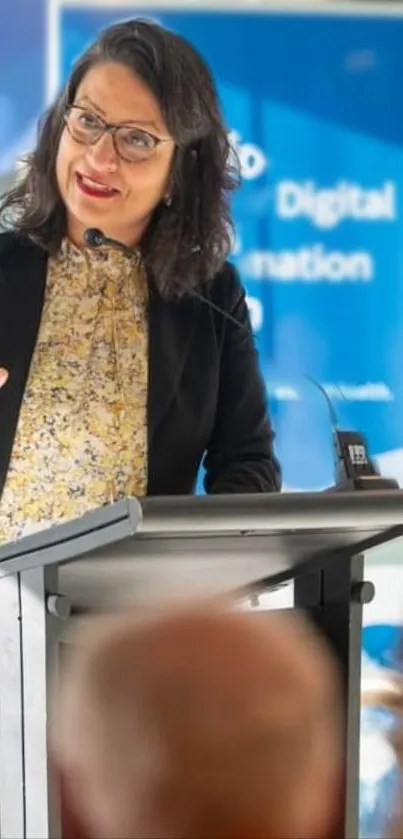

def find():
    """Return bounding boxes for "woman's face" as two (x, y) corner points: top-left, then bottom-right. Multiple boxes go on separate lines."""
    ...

(55, 61), (176, 248)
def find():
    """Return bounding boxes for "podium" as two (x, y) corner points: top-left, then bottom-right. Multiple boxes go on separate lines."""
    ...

(1, 489), (403, 839)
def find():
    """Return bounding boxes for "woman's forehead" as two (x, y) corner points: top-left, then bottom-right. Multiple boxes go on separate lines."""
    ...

(75, 62), (168, 134)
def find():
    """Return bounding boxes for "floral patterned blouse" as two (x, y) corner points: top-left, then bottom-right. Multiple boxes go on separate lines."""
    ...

(0, 238), (148, 544)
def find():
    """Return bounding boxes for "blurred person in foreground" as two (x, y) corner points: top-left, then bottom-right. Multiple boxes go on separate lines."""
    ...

(51, 603), (344, 839)
(0, 18), (280, 545)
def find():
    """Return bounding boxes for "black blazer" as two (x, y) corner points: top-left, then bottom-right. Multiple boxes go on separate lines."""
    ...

(0, 233), (281, 497)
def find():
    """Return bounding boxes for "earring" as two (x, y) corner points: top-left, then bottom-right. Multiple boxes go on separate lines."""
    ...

(164, 195), (172, 207)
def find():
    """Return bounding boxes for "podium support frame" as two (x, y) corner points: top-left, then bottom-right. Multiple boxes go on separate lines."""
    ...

(295, 551), (365, 839)
(0, 566), (63, 839)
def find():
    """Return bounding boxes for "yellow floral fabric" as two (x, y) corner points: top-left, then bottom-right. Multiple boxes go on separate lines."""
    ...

(0, 238), (148, 545)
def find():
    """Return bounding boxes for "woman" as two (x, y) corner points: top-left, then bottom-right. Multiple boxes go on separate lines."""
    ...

(0, 18), (280, 544)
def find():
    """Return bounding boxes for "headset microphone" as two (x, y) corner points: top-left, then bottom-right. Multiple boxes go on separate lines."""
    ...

(84, 227), (140, 261)
(84, 228), (256, 334)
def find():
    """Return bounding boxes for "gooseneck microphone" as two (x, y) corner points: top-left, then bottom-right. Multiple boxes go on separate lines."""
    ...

(306, 376), (399, 491)
(84, 227), (140, 261)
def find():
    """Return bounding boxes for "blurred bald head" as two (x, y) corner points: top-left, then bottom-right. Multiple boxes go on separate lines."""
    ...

(52, 601), (343, 839)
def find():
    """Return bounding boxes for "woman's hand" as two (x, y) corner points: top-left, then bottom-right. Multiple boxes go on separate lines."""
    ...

(0, 368), (9, 387)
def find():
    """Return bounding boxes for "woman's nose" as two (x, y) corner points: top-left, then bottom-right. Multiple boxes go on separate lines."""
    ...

(85, 131), (119, 171)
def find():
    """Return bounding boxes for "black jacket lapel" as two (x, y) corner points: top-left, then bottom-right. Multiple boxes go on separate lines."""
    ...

(148, 285), (200, 441)
(0, 234), (47, 496)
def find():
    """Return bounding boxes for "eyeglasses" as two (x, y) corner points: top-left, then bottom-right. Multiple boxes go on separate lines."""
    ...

(64, 105), (174, 163)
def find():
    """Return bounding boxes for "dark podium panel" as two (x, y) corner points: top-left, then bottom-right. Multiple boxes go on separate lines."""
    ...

(0, 489), (402, 839)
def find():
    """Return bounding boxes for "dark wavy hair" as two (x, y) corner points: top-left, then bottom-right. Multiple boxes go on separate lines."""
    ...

(0, 19), (240, 298)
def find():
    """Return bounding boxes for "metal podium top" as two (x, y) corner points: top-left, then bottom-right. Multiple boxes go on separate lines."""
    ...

(137, 490), (403, 535)
(0, 490), (402, 608)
